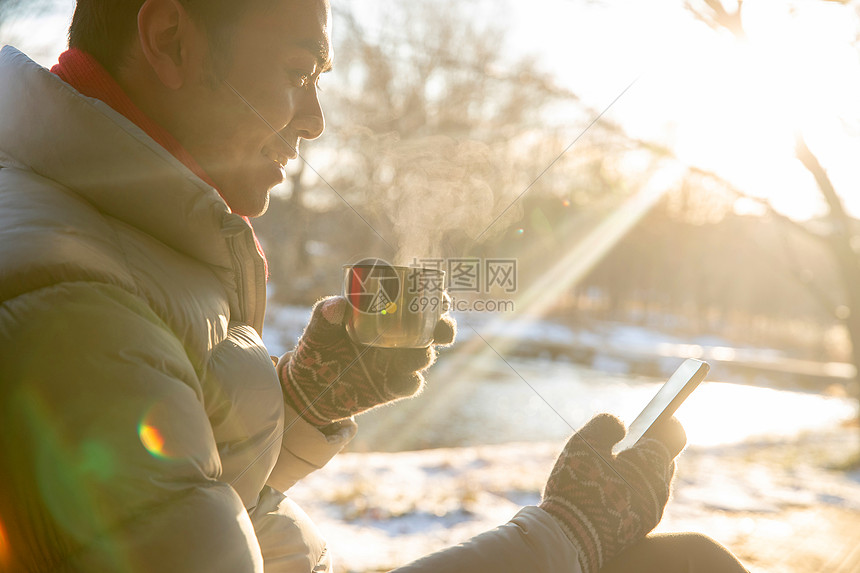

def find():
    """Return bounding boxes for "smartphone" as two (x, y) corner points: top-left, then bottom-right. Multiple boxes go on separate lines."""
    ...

(611, 358), (710, 455)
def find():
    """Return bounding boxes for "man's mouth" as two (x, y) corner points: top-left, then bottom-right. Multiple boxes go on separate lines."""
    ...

(261, 145), (294, 169)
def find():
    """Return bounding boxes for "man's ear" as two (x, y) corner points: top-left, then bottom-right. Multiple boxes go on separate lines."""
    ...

(137, 0), (200, 90)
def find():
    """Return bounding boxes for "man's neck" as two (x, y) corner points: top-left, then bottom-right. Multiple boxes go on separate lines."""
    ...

(50, 48), (269, 277)
(51, 48), (218, 190)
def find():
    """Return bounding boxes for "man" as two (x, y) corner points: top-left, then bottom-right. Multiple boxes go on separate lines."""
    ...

(0, 0), (750, 571)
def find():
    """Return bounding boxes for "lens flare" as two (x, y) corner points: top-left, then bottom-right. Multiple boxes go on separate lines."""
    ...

(138, 423), (166, 458)
(79, 441), (116, 481)
(138, 404), (184, 460)
(0, 515), (10, 569)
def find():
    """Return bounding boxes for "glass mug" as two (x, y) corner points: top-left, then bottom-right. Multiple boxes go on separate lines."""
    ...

(343, 261), (446, 348)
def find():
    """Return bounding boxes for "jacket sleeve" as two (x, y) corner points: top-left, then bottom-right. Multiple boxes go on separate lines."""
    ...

(389, 506), (584, 573)
(266, 353), (357, 493)
(0, 282), (264, 572)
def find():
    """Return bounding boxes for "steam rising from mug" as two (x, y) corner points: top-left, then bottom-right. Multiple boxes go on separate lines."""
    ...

(363, 137), (524, 264)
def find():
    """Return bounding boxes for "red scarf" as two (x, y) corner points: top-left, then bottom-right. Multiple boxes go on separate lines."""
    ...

(51, 48), (268, 277)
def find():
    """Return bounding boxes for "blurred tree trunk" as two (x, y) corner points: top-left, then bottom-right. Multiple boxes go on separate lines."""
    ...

(687, 0), (860, 433)
(795, 135), (860, 408)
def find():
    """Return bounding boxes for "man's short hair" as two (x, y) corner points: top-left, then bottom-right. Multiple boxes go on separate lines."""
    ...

(68, 0), (261, 76)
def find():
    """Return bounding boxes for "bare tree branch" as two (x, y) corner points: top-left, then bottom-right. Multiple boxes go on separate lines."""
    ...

(795, 134), (854, 237)
(687, 164), (830, 243)
(685, 0), (746, 39)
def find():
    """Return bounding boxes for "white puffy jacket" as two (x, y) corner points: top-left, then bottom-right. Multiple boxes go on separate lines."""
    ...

(0, 45), (356, 572)
(0, 46), (580, 573)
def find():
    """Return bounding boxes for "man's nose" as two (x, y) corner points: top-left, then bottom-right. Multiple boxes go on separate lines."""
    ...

(291, 88), (325, 140)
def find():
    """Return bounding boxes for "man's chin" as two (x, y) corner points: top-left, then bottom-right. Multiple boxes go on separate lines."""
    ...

(251, 192), (271, 218)
(218, 184), (271, 218)
(215, 169), (277, 217)
(234, 191), (270, 218)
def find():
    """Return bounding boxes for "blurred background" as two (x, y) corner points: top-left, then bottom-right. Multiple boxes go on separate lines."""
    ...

(4, 0), (860, 571)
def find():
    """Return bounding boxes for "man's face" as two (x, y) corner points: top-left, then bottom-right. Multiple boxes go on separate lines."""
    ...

(179, 0), (331, 217)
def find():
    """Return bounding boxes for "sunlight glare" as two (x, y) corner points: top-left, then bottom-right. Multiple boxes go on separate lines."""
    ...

(667, 1), (860, 221)
(366, 166), (684, 450)
(677, 382), (856, 448)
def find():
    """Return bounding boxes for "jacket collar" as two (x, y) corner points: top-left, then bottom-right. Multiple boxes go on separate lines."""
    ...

(0, 45), (255, 272)
(50, 48), (221, 191)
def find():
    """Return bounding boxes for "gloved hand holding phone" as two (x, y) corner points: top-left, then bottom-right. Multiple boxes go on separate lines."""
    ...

(540, 414), (687, 573)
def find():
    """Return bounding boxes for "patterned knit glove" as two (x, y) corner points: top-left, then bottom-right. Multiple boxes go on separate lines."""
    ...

(278, 296), (456, 428)
(539, 413), (686, 573)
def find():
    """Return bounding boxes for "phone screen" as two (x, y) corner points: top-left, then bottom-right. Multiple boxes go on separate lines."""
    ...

(612, 358), (710, 455)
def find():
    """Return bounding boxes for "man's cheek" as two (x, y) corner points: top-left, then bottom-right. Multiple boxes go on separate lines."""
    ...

(262, 88), (299, 126)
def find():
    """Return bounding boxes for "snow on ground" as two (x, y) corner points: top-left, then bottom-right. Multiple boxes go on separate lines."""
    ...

(267, 304), (860, 571)
(348, 355), (857, 452)
(289, 428), (860, 573)
(288, 442), (557, 571)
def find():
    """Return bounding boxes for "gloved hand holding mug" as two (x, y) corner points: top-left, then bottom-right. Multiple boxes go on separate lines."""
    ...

(278, 295), (456, 428)
(539, 413), (686, 573)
